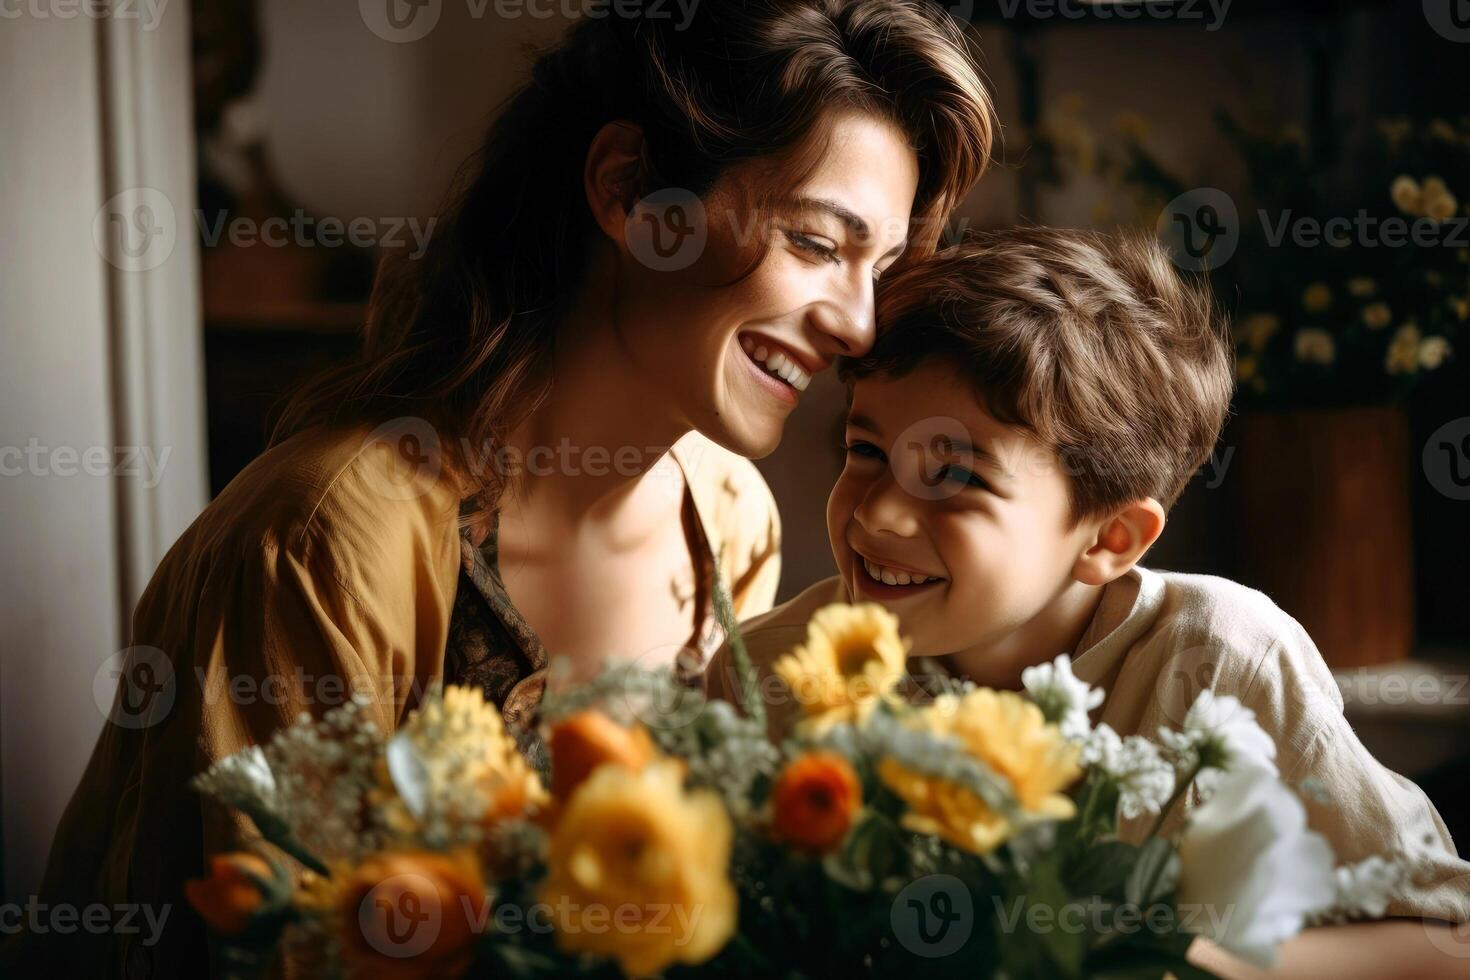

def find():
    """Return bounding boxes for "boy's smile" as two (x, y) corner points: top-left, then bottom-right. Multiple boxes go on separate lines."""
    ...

(826, 360), (1109, 686)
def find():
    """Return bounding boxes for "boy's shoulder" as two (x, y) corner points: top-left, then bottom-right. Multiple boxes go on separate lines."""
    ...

(1089, 567), (1345, 730)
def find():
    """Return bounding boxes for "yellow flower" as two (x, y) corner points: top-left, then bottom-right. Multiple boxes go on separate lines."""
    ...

(1427, 191), (1459, 222)
(1386, 323), (1423, 375)
(1391, 175), (1422, 215)
(1294, 329), (1336, 365)
(773, 603), (909, 735)
(1449, 295), (1470, 322)
(380, 685), (547, 833)
(1301, 282), (1333, 314)
(1236, 312), (1280, 351)
(1235, 356), (1259, 383)
(539, 759), (736, 977)
(1346, 277), (1377, 298)
(878, 689), (1080, 855)
(1361, 301), (1393, 331)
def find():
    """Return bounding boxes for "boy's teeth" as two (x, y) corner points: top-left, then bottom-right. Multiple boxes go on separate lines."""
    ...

(743, 337), (812, 392)
(862, 557), (939, 586)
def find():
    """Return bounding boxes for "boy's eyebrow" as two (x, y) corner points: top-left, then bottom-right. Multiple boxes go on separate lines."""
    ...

(794, 197), (908, 259)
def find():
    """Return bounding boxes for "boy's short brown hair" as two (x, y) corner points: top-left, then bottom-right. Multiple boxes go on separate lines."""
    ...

(844, 226), (1234, 518)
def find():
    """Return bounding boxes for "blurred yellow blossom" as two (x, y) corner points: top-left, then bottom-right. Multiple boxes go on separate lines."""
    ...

(1361, 302), (1393, 331)
(1301, 282), (1333, 313)
(1293, 329), (1336, 365)
(1237, 312), (1280, 351)
(1390, 175), (1422, 215)
(1386, 324), (1423, 375)
(1346, 277), (1377, 297)
(1236, 356), (1259, 383)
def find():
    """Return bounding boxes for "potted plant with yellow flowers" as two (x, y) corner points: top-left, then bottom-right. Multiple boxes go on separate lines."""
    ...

(1036, 106), (1466, 667)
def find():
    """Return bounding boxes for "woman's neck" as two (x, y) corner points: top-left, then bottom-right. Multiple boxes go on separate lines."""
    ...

(500, 272), (690, 539)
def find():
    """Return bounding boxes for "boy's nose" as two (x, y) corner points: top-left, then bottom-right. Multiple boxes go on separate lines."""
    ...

(853, 471), (923, 538)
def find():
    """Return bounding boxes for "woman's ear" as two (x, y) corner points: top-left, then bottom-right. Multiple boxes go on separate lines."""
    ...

(1073, 498), (1167, 587)
(583, 120), (647, 246)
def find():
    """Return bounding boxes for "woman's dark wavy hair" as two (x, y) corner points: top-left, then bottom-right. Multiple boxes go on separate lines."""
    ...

(272, 0), (996, 506)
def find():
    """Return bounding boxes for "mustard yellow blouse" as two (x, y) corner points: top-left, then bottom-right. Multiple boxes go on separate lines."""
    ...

(8, 424), (780, 977)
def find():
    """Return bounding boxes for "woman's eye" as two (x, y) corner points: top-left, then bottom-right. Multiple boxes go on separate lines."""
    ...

(785, 230), (840, 264)
(844, 440), (885, 462)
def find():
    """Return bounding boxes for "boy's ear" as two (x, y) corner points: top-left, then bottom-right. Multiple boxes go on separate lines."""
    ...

(1073, 498), (1166, 586)
(583, 120), (646, 246)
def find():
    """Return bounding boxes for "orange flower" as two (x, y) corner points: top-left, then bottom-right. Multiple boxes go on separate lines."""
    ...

(185, 852), (275, 935)
(770, 751), (862, 853)
(547, 711), (655, 803)
(338, 849), (488, 980)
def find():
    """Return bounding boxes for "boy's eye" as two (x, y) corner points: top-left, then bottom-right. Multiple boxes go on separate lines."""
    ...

(938, 464), (989, 490)
(844, 439), (886, 462)
(785, 229), (840, 264)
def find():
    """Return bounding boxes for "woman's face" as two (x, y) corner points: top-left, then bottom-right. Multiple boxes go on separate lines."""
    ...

(613, 110), (921, 458)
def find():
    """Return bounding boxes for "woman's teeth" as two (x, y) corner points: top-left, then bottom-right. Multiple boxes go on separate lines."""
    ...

(741, 335), (811, 391)
(862, 557), (942, 587)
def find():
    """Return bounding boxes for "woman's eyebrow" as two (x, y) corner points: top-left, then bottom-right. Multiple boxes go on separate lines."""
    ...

(792, 196), (907, 258)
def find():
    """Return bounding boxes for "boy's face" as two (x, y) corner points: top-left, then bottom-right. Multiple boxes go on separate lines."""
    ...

(826, 360), (1099, 659)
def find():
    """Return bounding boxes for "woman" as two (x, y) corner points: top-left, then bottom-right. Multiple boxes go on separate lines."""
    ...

(17, 1), (995, 974)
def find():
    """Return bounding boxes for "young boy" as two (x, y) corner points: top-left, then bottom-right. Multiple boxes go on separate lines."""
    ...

(703, 227), (1468, 924)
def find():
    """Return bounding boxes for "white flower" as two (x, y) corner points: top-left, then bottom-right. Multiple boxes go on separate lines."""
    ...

(1293, 328), (1336, 365)
(1176, 767), (1337, 967)
(1419, 335), (1453, 370)
(1081, 723), (1175, 820)
(1021, 653), (1104, 740)
(194, 745), (279, 814)
(1322, 856), (1405, 921)
(1159, 689), (1277, 794)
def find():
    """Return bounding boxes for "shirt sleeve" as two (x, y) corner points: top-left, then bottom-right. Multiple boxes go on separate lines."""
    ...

(1234, 614), (1470, 923)
(18, 481), (459, 977)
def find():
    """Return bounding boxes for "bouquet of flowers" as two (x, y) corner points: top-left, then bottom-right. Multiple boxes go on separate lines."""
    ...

(188, 590), (1400, 978)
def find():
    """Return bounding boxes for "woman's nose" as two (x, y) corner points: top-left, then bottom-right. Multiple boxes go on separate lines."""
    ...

(807, 274), (876, 358)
